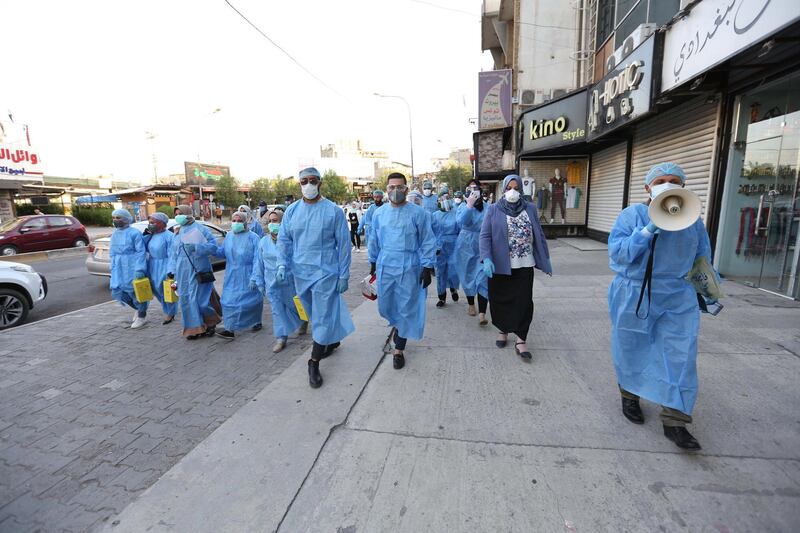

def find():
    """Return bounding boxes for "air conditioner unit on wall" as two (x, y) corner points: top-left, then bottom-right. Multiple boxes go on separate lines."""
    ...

(605, 23), (656, 73)
(519, 89), (536, 106)
(518, 88), (569, 107)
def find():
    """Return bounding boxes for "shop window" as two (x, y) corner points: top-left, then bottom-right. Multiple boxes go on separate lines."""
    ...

(596, 0), (615, 49)
(595, 0), (680, 53)
(615, 1), (647, 46)
(519, 158), (588, 226)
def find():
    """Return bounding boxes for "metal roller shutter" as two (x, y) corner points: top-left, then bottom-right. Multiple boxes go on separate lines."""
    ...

(628, 97), (721, 221)
(588, 142), (627, 233)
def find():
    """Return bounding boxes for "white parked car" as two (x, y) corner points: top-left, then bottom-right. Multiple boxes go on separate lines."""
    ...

(0, 260), (47, 329)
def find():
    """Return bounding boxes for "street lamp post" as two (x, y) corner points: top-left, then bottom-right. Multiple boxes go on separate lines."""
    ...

(373, 93), (414, 184)
(144, 131), (158, 183)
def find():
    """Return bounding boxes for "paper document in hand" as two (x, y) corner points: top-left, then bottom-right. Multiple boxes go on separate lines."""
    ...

(180, 227), (206, 245)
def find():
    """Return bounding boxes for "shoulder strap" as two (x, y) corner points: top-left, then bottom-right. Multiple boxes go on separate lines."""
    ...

(181, 242), (200, 274)
(635, 233), (658, 320)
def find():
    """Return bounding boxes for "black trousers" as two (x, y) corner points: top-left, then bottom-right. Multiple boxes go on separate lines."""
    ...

(350, 226), (361, 248)
(488, 267), (534, 340)
(393, 329), (407, 350)
(465, 294), (488, 313)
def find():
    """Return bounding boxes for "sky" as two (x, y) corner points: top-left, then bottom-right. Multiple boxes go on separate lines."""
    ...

(4, 0), (493, 183)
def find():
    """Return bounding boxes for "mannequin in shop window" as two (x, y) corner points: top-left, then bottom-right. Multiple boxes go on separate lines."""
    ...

(549, 168), (567, 224)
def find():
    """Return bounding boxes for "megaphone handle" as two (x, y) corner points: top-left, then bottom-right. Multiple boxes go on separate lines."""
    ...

(635, 234), (658, 320)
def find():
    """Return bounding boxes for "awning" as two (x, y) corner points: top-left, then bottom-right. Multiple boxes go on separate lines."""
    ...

(75, 194), (121, 204)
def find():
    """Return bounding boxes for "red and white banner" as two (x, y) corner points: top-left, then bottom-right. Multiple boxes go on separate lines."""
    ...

(0, 120), (43, 180)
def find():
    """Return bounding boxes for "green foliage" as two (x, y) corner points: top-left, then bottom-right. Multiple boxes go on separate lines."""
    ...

(215, 175), (244, 209)
(157, 205), (175, 218)
(373, 166), (412, 193)
(249, 178), (272, 204)
(436, 164), (473, 194)
(269, 178), (301, 204)
(72, 205), (114, 226)
(321, 169), (350, 204)
(15, 203), (64, 215)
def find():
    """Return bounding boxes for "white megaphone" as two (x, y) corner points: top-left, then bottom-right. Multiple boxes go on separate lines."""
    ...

(648, 187), (701, 232)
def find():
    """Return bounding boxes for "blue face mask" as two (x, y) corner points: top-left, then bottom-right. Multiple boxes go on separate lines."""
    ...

(231, 222), (246, 233)
(175, 214), (188, 225)
(267, 222), (280, 234)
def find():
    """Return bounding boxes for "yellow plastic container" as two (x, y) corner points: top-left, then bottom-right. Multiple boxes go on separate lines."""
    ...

(163, 280), (178, 303)
(293, 296), (308, 321)
(133, 277), (154, 303)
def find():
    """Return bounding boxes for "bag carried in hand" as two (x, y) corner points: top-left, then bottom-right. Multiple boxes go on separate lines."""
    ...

(360, 273), (377, 301)
(133, 278), (153, 303)
(293, 296), (308, 321)
(687, 256), (723, 300)
(163, 280), (178, 303)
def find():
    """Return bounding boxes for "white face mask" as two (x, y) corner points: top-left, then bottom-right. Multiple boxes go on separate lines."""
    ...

(301, 183), (319, 199)
(649, 182), (681, 200)
(454, 198), (462, 204)
(504, 189), (521, 203)
(423, 189), (432, 197)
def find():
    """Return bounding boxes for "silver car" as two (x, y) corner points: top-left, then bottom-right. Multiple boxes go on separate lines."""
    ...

(86, 219), (227, 276)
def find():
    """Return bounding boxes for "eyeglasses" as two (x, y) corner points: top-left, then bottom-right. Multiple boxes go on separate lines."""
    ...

(299, 177), (320, 185)
(386, 184), (408, 192)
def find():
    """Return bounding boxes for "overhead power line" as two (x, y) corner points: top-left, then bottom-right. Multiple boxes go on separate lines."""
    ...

(222, 0), (347, 100)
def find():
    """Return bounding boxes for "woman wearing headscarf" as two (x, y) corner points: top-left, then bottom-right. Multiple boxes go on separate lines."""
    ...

(431, 186), (460, 307)
(251, 209), (307, 353)
(607, 162), (711, 450)
(237, 204), (265, 237)
(167, 205), (221, 339)
(143, 212), (176, 324)
(480, 174), (551, 361)
(455, 179), (489, 322)
(213, 211), (263, 339)
(109, 208), (148, 329)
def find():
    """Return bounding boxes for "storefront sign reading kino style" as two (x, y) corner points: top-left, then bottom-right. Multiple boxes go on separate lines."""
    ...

(662, 0), (800, 93)
(587, 34), (655, 141)
(520, 88), (588, 154)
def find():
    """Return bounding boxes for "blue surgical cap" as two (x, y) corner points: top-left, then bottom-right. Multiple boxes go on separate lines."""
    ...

(423, 181), (433, 189)
(149, 212), (168, 224)
(372, 189), (384, 196)
(438, 186), (450, 196)
(502, 174), (523, 191)
(112, 208), (132, 222)
(454, 190), (464, 198)
(645, 162), (686, 185)
(299, 167), (321, 179)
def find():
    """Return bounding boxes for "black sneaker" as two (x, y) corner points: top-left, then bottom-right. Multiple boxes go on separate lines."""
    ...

(308, 359), (323, 388)
(319, 342), (340, 359)
(393, 353), (405, 369)
(436, 299), (445, 308)
(621, 398), (645, 424)
(215, 329), (235, 340)
(450, 290), (459, 302)
(663, 425), (701, 450)
(252, 323), (262, 332)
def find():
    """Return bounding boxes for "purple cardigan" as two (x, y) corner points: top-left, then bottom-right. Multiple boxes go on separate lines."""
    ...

(479, 202), (552, 276)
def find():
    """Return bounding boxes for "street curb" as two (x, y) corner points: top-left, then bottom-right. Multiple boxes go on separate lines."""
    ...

(1, 246), (92, 264)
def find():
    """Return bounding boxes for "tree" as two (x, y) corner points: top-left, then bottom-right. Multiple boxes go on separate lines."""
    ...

(249, 177), (272, 205)
(322, 169), (350, 204)
(215, 175), (244, 210)
(270, 178), (301, 204)
(436, 164), (473, 194)
(373, 166), (413, 193)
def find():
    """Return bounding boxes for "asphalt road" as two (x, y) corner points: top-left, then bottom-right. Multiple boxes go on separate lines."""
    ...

(23, 253), (113, 324)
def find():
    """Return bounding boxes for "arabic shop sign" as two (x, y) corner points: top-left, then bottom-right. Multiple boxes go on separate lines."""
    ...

(662, 0), (800, 93)
(183, 161), (231, 186)
(520, 88), (588, 154)
(478, 70), (512, 130)
(587, 34), (656, 141)
(0, 146), (43, 179)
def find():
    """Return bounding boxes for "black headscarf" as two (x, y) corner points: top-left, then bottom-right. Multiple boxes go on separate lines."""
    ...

(496, 174), (526, 217)
(466, 179), (484, 212)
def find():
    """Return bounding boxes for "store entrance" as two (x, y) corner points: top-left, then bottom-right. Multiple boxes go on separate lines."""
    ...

(716, 73), (800, 299)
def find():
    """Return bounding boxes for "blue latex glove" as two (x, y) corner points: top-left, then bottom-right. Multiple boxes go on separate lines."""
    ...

(183, 243), (196, 253)
(258, 285), (267, 297)
(645, 221), (660, 234)
(482, 258), (495, 278)
(337, 278), (348, 293)
(248, 280), (258, 292)
(134, 270), (146, 279)
(276, 265), (286, 283)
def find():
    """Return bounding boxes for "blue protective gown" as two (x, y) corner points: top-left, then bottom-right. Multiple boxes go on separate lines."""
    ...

(143, 230), (177, 317)
(357, 202), (383, 241)
(215, 230), (263, 332)
(608, 203), (711, 415)
(277, 198), (355, 346)
(431, 208), (460, 295)
(368, 202), (437, 340)
(421, 193), (439, 213)
(251, 235), (303, 338)
(109, 225), (148, 314)
(455, 204), (488, 298)
(250, 221), (265, 238)
(168, 222), (221, 336)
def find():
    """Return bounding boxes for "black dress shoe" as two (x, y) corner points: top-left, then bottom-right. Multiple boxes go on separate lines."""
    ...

(621, 398), (645, 424)
(319, 342), (340, 359)
(436, 299), (445, 308)
(515, 343), (532, 361)
(393, 353), (405, 369)
(308, 359), (323, 388)
(663, 425), (701, 450)
(450, 290), (459, 302)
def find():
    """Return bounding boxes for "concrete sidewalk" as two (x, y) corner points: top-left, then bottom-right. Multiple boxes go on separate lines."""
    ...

(105, 241), (800, 532)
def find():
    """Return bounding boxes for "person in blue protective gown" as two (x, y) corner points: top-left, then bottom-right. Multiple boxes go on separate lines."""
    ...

(455, 179), (489, 323)
(167, 204), (221, 340)
(251, 209), (307, 353)
(608, 162), (712, 450)
(368, 172), (437, 370)
(277, 167), (355, 388)
(213, 211), (263, 339)
(109, 208), (149, 329)
(431, 186), (460, 307)
(237, 204), (265, 237)
(357, 189), (385, 243)
(420, 180), (438, 213)
(142, 212), (176, 325)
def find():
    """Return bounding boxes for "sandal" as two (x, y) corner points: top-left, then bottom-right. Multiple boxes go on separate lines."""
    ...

(515, 342), (532, 361)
